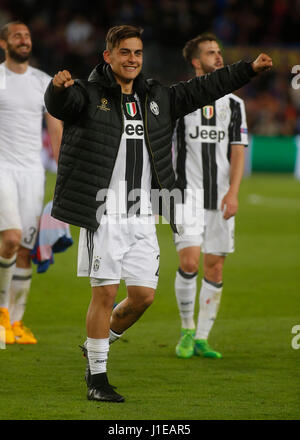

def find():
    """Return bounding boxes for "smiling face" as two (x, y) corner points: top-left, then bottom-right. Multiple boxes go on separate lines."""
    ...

(103, 37), (143, 92)
(1, 23), (32, 63)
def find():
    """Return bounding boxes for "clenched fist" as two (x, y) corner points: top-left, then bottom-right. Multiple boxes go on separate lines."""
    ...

(53, 70), (74, 91)
(251, 53), (273, 73)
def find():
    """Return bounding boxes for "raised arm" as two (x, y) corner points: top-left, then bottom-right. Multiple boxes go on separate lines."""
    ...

(170, 53), (272, 120)
(44, 70), (88, 123)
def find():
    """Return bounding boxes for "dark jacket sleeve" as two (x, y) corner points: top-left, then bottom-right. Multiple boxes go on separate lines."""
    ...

(44, 79), (88, 123)
(169, 60), (256, 120)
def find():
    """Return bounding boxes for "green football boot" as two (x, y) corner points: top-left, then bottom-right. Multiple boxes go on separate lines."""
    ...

(175, 329), (195, 359)
(194, 339), (222, 358)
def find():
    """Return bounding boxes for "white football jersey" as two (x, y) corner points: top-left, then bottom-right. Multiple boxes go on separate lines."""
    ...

(173, 93), (248, 210)
(105, 93), (152, 215)
(0, 63), (51, 170)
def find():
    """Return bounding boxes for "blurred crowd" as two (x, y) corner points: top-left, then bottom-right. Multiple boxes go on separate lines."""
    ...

(0, 0), (299, 136)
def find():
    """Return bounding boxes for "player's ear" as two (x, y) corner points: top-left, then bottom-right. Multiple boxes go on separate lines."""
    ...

(0, 39), (7, 51)
(191, 57), (201, 70)
(103, 50), (111, 64)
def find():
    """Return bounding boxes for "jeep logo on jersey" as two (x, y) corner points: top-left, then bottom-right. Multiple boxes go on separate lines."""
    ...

(203, 105), (214, 119)
(126, 102), (137, 117)
(125, 120), (144, 137)
(189, 126), (225, 142)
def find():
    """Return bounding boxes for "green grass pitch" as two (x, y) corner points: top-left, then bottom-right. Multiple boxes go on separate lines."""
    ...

(0, 172), (299, 420)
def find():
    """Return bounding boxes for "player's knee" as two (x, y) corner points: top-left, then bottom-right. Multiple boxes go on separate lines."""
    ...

(103, 290), (117, 307)
(93, 285), (117, 308)
(180, 257), (199, 274)
(142, 291), (155, 309)
(132, 289), (155, 311)
(1, 230), (22, 257)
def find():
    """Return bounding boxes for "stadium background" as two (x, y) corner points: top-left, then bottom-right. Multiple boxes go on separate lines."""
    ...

(0, 0), (299, 422)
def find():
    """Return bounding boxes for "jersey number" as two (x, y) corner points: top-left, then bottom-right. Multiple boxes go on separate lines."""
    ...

(24, 227), (37, 245)
(155, 254), (160, 277)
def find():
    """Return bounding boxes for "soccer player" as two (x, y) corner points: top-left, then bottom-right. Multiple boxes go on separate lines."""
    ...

(173, 33), (248, 359)
(0, 22), (62, 344)
(44, 25), (272, 402)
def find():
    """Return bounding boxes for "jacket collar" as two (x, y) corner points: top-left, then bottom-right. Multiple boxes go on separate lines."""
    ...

(88, 62), (150, 95)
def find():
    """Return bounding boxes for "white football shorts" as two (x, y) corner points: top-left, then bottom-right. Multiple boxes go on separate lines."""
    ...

(77, 215), (160, 289)
(174, 209), (235, 255)
(0, 168), (45, 249)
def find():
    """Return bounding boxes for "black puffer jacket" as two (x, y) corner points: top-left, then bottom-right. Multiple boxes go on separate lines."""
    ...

(44, 62), (255, 232)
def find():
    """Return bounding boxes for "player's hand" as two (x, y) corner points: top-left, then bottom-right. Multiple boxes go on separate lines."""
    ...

(251, 53), (273, 73)
(53, 70), (74, 91)
(221, 191), (238, 220)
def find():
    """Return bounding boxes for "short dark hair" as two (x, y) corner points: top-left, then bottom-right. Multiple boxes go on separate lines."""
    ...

(0, 21), (29, 41)
(183, 33), (219, 67)
(105, 25), (143, 51)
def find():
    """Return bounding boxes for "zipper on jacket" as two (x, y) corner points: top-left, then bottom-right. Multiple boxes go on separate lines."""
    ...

(104, 92), (124, 192)
(144, 94), (177, 233)
(119, 92), (125, 142)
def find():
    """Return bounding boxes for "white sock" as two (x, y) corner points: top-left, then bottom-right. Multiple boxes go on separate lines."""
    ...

(109, 328), (123, 344)
(86, 337), (109, 375)
(195, 278), (223, 340)
(0, 255), (16, 309)
(9, 267), (32, 324)
(175, 268), (198, 329)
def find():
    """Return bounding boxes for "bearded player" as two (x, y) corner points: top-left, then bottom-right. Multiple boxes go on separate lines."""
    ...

(0, 21), (62, 344)
(173, 33), (248, 359)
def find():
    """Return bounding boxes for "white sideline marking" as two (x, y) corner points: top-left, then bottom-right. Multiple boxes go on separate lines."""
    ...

(247, 194), (300, 209)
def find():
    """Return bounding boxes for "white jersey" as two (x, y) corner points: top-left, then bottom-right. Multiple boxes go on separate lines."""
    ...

(105, 93), (152, 216)
(0, 63), (51, 171)
(173, 93), (248, 210)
